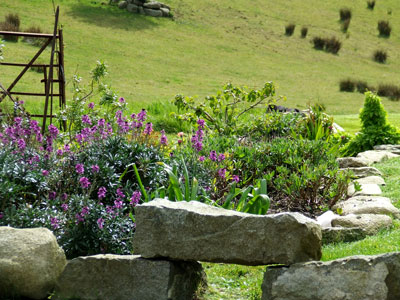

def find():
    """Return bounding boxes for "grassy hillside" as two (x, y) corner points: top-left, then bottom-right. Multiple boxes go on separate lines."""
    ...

(1, 0), (400, 131)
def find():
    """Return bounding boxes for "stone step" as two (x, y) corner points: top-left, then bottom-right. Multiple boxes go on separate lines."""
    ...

(336, 157), (368, 168)
(373, 144), (400, 151)
(354, 175), (385, 186)
(356, 150), (399, 165)
(347, 183), (382, 196)
(341, 167), (382, 178)
(262, 252), (400, 300)
(54, 254), (203, 300)
(133, 199), (322, 266)
(331, 213), (392, 235)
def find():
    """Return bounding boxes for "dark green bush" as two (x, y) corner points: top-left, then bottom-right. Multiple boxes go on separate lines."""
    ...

(312, 36), (326, 50)
(0, 13), (20, 42)
(325, 37), (341, 54)
(339, 8), (352, 21)
(378, 20), (391, 37)
(342, 19), (351, 33)
(377, 84), (400, 100)
(342, 92), (400, 156)
(373, 50), (387, 63)
(367, 1), (375, 10)
(339, 79), (355, 92)
(301, 26), (308, 38)
(285, 24), (296, 36)
(23, 25), (46, 47)
(356, 81), (371, 93)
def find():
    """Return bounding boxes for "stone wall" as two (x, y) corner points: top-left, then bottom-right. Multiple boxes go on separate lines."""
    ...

(114, 0), (171, 18)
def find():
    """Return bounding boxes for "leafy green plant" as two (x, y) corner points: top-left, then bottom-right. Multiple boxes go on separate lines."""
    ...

(173, 82), (276, 135)
(342, 92), (400, 156)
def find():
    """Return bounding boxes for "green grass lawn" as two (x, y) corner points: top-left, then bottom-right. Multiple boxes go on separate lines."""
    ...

(1, 0), (400, 132)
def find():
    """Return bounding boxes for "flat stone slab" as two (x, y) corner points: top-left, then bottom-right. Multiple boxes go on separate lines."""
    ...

(333, 196), (400, 219)
(54, 254), (204, 300)
(0, 227), (66, 300)
(262, 252), (400, 300)
(357, 150), (399, 165)
(133, 199), (322, 265)
(342, 167), (382, 178)
(355, 175), (385, 185)
(374, 144), (400, 151)
(347, 183), (382, 196)
(332, 213), (392, 235)
(322, 227), (368, 244)
(337, 157), (368, 168)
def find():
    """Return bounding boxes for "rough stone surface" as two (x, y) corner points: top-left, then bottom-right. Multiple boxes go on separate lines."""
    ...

(262, 252), (400, 300)
(143, 1), (162, 9)
(144, 8), (163, 17)
(54, 254), (204, 300)
(374, 144), (400, 151)
(332, 213), (392, 235)
(118, 0), (128, 9)
(355, 175), (386, 185)
(322, 227), (368, 244)
(127, 3), (138, 12)
(0, 227), (67, 299)
(133, 199), (322, 265)
(316, 211), (338, 228)
(337, 157), (368, 168)
(160, 7), (170, 17)
(333, 196), (400, 219)
(357, 150), (399, 165)
(347, 183), (382, 196)
(343, 167), (382, 178)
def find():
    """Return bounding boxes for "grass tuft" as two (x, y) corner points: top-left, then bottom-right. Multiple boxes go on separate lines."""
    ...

(367, 0), (375, 10)
(373, 50), (387, 64)
(285, 23), (295, 36)
(300, 26), (308, 38)
(378, 20), (391, 37)
(339, 8), (352, 22)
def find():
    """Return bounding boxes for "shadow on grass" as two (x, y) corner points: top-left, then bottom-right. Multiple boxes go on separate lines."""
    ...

(66, 3), (160, 31)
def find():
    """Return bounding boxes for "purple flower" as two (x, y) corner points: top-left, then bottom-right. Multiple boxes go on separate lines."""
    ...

(48, 124), (59, 139)
(144, 122), (153, 135)
(49, 191), (57, 200)
(130, 113), (136, 120)
(116, 188), (125, 198)
(114, 200), (123, 209)
(169, 152), (174, 157)
(218, 168), (226, 179)
(97, 218), (104, 229)
(0, 212), (3, 219)
(232, 175), (240, 183)
(75, 164), (84, 174)
(197, 119), (205, 129)
(98, 119), (105, 127)
(218, 153), (225, 162)
(61, 193), (68, 201)
(17, 138), (26, 150)
(160, 130), (168, 145)
(88, 102), (95, 109)
(81, 206), (90, 215)
(82, 115), (92, 125)
(199, 156), (205, 162)
(130, 191), (141, 206)
(137, 109), (147, 122)
(75, 213), (84, 223)
(56, 149), (63, 156)
(50, 217), (60, 230)
(98, 187), (107, 199)
(42, 170), (49, 176)
(64, 144), (71, 152)
(91, 165), (100, 173)
(79, 177), (91, 189)
(209, 151), (217, 161)
(119, 97), (125, 103)
(61, 203), (68, 211)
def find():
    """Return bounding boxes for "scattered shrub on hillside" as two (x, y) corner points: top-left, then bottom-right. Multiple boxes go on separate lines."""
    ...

(342, 19), (351, 33)
(339, 8), (352, 21)
(5, 13), (20, 29)
(325, 37), (342, 54)
(23, 25), (46, 47)
(373, 50), (387, 63)
(378, 20), (391, 37)
(367, 1), (376, 10)
(342, 92), (400, 156)
(312, 36), (326, 50)
(285, 24), (296, 36)
(300, 27), (308, 38)
(356, 81), (371, 93)
(339, 79), (355, 92)
(0, 13), (20, 42)
(377, 84), (400, 101)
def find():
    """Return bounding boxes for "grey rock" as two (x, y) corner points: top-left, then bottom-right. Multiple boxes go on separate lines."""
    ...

(262, 252), (400, 300)
(374, 144), (400, 151)
(118, 0), (128, 9)
(332, 213), (392, 235)
(133, 199), (322, 266)
(143, 1), (162, 9)
(342, 167), (382, 178)
(138, 6), (145, 14)
(133, 0), (145, 5)
(144, 8), (163, 17)
(337, 157), (368, 168)
(333, 195), (400, 219)
(160, 7), (170, 17)
(355, 175), (386, 185)
(54, 254), (204, 300)
(127, 3), (138, 12)
(357, 150), (399, 165)
(347, 183), (382, 196)
(0, 227), (66, 300)
(322, 227), (368, 244)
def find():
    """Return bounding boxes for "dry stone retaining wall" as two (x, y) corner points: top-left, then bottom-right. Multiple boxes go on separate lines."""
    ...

(114, 0), (172, 18)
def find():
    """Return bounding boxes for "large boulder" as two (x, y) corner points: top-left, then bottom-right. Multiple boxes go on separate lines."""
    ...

(332, 213), (392, 235)
(336, 157), (368, 168)
(374, 144), (400, 151)
(262, 252), (400, 300)
(127, 3), (139, 12)
(342, 167), (382, 178)
(144, 8), (163, 17)
(133, 199), (322, 265)
(0, 227), (66, 299)
(333, 196), (400, 219)
(118, 1), (128, 9)
(357, 150), (399, 165)
(143, 1), (162, 9)
(54, 254), (204, 300)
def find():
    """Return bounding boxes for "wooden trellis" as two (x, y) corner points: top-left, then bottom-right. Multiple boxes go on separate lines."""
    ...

(0, 6), (66, 132)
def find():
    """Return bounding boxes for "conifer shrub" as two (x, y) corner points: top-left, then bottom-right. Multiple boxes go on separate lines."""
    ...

(373, 50), (387, 63)
(342, 92), (400, 156)
(285, 24), (296, 36)
(378, 20), (391, 37)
